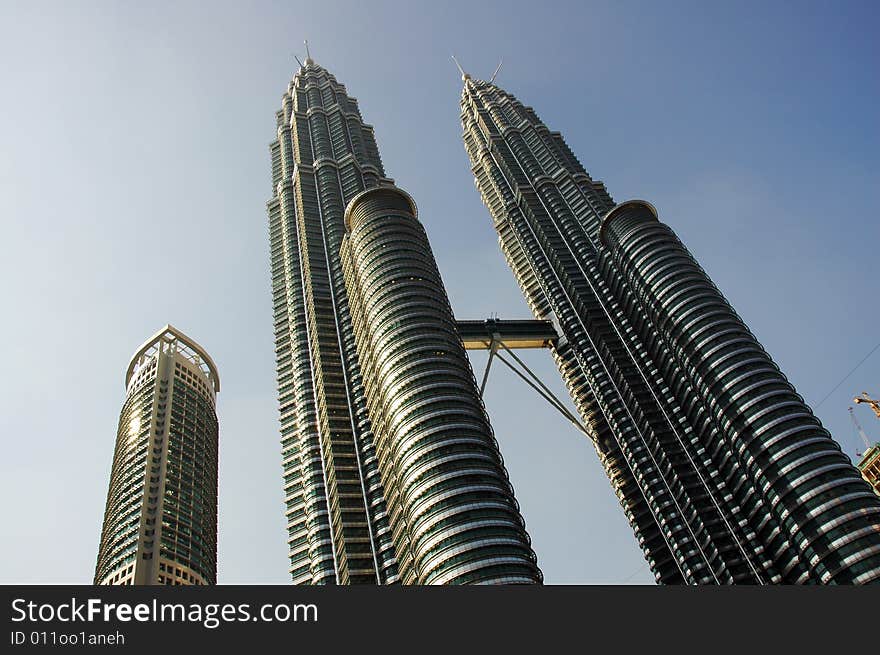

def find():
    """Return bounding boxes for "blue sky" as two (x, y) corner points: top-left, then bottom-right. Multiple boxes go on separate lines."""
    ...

(0, 0), (877, 584)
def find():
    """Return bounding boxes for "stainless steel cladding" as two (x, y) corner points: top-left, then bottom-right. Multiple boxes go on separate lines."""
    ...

(342, 187), (542, 584)
(600, 201), (880, 583)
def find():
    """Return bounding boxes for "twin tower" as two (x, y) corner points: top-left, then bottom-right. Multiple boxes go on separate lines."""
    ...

(267, 57), (880, 585)
(97, 56), (880, 586)
(268, 57), (539, 585)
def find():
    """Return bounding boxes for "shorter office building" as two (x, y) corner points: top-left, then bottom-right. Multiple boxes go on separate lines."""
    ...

(94, 325), (220, 586)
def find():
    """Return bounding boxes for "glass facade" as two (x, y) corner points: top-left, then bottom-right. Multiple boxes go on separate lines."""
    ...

(94, 326), (220, 586)
(268, 58), (398, 584)
(460, 76), (880, 584)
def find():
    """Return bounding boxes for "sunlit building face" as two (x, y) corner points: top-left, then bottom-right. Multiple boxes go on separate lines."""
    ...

(94, 325), (220, 586)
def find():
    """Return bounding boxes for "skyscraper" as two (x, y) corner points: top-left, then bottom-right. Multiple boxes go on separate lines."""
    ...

(95, 325), (220, 586)
(854, 395), (880, 497)
(267, 56), (540, 584)
(858, 445), (880, 497)
(460, 72), (880, 584)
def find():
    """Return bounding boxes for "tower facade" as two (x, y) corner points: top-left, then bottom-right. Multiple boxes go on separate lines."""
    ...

(460, 74), (880, 584)
(267, 58), (540, 584)
(95, 325), (220, 586)
(342, 187), (541, 584)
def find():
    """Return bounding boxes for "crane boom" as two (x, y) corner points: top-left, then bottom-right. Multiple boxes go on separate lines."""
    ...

(853, 392), (880, 420)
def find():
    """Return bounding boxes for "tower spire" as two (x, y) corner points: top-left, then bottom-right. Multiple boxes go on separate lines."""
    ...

(304, 39), (313, 64)
(489, 59), (503, 84)
(451, 54), (470, 82)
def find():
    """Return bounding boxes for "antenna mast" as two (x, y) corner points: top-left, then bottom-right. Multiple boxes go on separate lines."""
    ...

(489, 59), (503, 83)
(451, 55), (469, 80)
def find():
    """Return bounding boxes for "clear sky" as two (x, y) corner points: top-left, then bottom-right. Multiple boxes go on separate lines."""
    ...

(1, 0), (877, 585)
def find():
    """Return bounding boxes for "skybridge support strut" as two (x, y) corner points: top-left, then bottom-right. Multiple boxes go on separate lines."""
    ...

(460, 318), (593, 442)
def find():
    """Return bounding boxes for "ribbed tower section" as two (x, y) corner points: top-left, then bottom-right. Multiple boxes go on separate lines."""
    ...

(461, 75), (880, 584)
(95, 325), (219, 586)
(341, 187), (542, 584)
(600, 201), (880, 583)
(268, 57), (398, 584)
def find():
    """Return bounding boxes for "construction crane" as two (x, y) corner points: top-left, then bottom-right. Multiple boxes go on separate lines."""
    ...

(853, 392), (880, 420)
(849, 407), (872, 456)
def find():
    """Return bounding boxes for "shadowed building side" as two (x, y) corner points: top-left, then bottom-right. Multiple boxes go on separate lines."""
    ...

(460, 71), (880, 584)
(600, 201), (880, 583)
(461, 75), (761, 584)
(341, 186), (542, 584)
